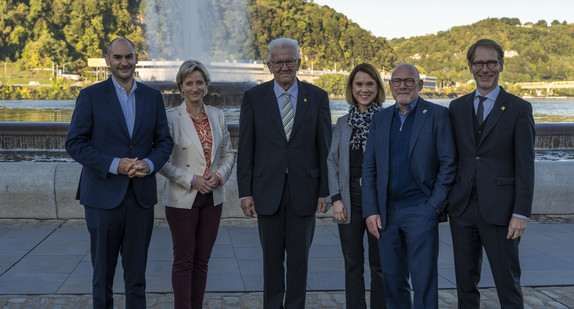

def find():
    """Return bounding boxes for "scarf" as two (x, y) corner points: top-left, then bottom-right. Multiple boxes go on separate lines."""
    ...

(347, 101), (383, 152)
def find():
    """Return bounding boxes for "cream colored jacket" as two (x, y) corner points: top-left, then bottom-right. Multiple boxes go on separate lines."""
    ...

(159, 102), (235, 208)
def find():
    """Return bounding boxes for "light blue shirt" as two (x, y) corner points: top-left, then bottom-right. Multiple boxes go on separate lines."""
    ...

(394, 96), (419, 129)
(473, 86), (500, 121)
(108, 76), (154, 175)
(274, 80), (298, 117)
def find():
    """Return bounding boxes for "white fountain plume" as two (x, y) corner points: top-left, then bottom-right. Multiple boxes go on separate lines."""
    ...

(143, 0), (255, 82)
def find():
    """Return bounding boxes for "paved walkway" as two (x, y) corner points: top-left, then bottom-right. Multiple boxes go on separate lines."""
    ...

(1, 216), (574, 308)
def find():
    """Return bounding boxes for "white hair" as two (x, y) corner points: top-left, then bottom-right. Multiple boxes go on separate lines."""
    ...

(267, 38), (300, 61)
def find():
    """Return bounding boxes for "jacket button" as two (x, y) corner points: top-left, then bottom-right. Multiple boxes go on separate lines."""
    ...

(182, 146), (187, 150)
(475, 156), (480, 160)
(186, 164), (190, 167)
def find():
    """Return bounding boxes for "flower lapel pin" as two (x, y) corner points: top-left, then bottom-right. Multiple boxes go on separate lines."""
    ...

(501, 106), (506, 111)
(422, 109), (428, 114)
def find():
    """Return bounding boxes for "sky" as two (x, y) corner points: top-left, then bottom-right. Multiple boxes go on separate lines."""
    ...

(312, 0), (574, 39)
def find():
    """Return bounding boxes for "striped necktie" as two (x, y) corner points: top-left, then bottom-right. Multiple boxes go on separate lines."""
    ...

(282, 91), (294, 140)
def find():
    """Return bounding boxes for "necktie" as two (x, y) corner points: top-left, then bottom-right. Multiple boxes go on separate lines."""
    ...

(282, 92), (294, 140)
(477, 96), (487, 127)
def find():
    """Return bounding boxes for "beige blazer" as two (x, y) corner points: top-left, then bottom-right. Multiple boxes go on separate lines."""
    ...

(159, 102), (235, 208)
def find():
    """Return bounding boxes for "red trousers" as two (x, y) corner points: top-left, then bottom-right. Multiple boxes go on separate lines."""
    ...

(165, 193), (222, 309)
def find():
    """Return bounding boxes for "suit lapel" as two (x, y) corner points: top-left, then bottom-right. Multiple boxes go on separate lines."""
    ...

(104, 78), (130, 138)
(409, 98), (428, 157)
(205, 106), (219, 164)
(381, 108), (393, 170)
(263, 85), (286, 141)
(291, 80), (310, 141)
(176, 103), (204, 156)
(461, 95), (477, 146)
(133, 82), (145, 138)
(478, 89), (508, 146)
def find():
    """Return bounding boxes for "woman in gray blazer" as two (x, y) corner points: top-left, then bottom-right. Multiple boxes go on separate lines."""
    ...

(324, 63), (387, 308)
(159, 60), (235, 309)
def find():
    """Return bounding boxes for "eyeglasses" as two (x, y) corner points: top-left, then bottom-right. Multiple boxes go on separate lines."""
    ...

(390, 78), (416, 87)
(269, 59), (297, 69)
(471, 60), (499, 70)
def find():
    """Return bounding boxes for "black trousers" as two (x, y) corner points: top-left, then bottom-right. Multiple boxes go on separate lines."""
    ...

(449, 194), (523, 309)
(257, 177), (316, 309)
(338, 178), (386, 308)
(84, 185), (155, 309)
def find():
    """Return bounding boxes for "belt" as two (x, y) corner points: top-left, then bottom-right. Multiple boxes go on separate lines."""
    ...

(350, 177), (362, 186)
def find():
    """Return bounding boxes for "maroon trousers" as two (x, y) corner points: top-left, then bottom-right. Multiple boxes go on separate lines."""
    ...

(165, 193), (222, 309)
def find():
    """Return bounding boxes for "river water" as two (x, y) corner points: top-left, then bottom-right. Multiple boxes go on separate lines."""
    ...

(1, 99), (574, 123)
(1, 99), (573, 162)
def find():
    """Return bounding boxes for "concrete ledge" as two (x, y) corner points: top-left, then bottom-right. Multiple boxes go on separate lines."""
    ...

(0, 161), (572, 219)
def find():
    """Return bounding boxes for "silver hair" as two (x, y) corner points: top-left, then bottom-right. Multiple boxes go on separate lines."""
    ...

(267, 38), (300, 61)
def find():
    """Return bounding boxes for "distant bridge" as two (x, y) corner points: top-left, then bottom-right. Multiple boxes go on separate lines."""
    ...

(515, 81), (574, 95)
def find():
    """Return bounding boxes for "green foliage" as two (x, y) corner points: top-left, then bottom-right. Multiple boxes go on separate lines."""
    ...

(1, 0), (396, 75)
(314, 74), (347, 96)
(245, 0), (397, 71)
(0, 79), (80, 100)
(2, 0), (572, 92)
(390, 17), (574, 88)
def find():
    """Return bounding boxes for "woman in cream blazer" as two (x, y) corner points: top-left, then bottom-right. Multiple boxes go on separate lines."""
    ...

(159, 60), (235, 309)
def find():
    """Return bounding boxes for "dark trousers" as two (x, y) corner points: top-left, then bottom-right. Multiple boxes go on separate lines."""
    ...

(449, 196), (523, 309)
(84, 185), (155, 309)
(338, 178), (386, 309)
(165, 192), (222, 309)
(378, 203), (439, 309)
(257, 178), (316, 309)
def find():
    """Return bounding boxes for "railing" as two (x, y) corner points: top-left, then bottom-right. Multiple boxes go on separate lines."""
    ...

(1, 122), (573, 151)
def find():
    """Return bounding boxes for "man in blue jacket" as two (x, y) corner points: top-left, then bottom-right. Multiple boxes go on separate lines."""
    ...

(362, 63), (456, 309)
(66, 37), (173, 308)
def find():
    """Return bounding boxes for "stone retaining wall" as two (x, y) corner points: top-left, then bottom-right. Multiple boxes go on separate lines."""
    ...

(0, 161), (572, 219)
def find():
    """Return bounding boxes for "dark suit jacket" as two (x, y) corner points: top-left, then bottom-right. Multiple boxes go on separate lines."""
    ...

(237, 79), (332, 216)
(447, 87), (535, 225)
(65, 77), (173, 209)
(362, 98), (456, 229)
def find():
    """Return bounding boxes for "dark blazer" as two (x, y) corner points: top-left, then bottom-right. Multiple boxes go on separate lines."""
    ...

(65, 77), (173, 209)
(362, 98), (456, 229)
(447, 87), (535, 225)
(237, 79), (332, 216)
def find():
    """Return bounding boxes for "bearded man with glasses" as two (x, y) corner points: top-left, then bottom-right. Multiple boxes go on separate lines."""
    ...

(362, 63), (456, 309)
(447, 39), (535, 308)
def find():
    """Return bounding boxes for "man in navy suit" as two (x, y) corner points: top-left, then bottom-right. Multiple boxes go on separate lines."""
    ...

(362, 63), (456, 309)
(447, 39), (535, 308)
(65, 37), (173, 308)
(237, 38), (331, 309)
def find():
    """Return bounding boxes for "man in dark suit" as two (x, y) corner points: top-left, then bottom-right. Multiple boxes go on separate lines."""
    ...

(363, 63), (456, 309)
(447, 39), (535, 308)
(65, 37), (173, 308)
(237, 37), (331, 309)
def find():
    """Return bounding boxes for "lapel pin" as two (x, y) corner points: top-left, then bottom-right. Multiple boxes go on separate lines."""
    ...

(422, 109), (427, 114)
(501, 106), (506, 111)
(304, 98), (307, 103)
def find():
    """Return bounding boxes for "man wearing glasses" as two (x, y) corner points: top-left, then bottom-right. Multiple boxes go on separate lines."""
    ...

(363, 63), (456, 308)
(237, 37), (331, 309)
(447, 39), (535, 308)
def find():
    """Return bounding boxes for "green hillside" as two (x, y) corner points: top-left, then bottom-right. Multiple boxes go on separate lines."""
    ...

(390, 18), (574, 86)
(0, 0), (396, 74)
(1, 0), (572, 89)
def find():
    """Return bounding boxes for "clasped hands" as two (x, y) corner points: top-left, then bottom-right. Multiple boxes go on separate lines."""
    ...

(192, 173), (219, 194)
(118, 157), (149, 178)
